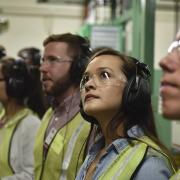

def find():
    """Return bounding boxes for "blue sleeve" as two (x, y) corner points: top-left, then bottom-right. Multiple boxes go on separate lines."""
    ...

(133, 156), (173, 180)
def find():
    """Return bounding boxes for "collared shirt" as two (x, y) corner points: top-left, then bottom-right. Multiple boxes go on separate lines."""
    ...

(76, 125), (173, 180)
(44, 91), (80, 156)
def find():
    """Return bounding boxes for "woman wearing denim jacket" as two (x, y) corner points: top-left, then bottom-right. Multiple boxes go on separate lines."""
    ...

(76, 48), (177, 180)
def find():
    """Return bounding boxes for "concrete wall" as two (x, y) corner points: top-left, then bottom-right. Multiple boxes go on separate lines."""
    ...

(0, 0), (84, 56)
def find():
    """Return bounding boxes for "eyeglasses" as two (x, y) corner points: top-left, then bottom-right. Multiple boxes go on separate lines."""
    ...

(41, 56), (73, 66)
(80, 71), (126, 91)
(168, 40), (180, 53)
(0, 78), (5, 81)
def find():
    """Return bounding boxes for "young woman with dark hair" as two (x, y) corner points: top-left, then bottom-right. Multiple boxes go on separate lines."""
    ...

(76, 48), (176, 180)
(0, 57), (40, 180)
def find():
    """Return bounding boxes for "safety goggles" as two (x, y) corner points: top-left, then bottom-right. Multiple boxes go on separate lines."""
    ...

(41, 56), (72, 66)
(80, 70), (126, 91)
(168, 40), (180, 53)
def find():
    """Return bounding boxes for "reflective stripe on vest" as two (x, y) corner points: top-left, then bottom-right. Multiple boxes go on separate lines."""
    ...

(34, 111), (90, 180)
(112, 143), (147, 180)
(98, 136), (175, 180)
(60, 121), (85, 180)
(99, 141), (147, 180)
(34, 108), (53, 180)
(139, 136), (176, 172)
(0, 108), (32, 177)
(170, 170), (180, 180)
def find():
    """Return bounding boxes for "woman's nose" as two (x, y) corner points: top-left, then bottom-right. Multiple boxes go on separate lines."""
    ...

(84, 78), (96, 91)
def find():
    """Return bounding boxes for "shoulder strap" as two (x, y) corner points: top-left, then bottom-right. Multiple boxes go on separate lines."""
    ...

(137, 136), (176, 173)
(99, 140), (148, 180)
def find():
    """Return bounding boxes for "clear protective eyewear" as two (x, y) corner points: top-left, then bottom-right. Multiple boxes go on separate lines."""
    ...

(41, 55), (73, 66)
(168, 40), (180, 53)
(80, 71), (126, 91)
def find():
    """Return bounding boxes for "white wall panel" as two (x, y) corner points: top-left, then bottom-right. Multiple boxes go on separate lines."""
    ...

(154, 10), (176, 69)
(0, 0), (83, 56)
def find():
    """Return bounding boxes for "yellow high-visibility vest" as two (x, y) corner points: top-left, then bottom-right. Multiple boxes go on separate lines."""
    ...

(34, 108), (90, 180)
(0, 108), (32, 177)
(98, 136), (176, 180)
(170, 169), (180, 180)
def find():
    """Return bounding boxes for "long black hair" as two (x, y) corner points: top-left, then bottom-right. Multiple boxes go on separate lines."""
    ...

(0, 57), (33, 106)
(0, 57), (47, 118)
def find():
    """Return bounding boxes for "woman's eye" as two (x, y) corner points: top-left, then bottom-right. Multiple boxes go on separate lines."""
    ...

(100, 72), (110, 79)
(81, 75), (89, 85)
(48, 56), (58, 62)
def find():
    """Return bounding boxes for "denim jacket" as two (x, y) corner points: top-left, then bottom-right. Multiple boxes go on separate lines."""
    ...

(76, 125), (174, 180)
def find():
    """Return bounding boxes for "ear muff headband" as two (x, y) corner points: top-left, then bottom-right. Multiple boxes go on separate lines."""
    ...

(122, 58), (151, 113)
(6, 61), (30, 98)
(70, 37), (91, 84)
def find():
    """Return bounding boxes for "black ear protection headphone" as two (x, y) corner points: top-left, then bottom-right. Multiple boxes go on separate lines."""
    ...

(122, 57), (151, 114)
(18, 47), (41, 66)
(6, 60), (31, 98)
(70, 36), (92, 85)
(79, 57), (151, 124)
(31, 49), (41, 66)
(17, 48), (41, 81)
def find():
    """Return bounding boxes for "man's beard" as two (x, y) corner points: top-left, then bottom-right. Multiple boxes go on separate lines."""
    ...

(45, 77), (72, 97)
